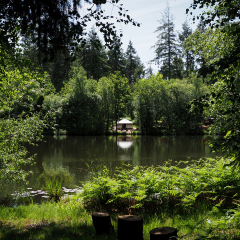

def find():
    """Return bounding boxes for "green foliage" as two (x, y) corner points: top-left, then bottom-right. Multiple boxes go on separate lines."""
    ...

(97, 76), (115, 131)
(44, 178), (64, 202)
(0, 52), (54, 117)
(43, 65), (106, 135)
(107, 35), (126, 75)
(78, 28), (110, 81)
(132, 73), (167, 134)
(187, 0), (239, 28)
(207, 78), (240, 161)
(184, 27), (236, 77)
(81, 157), (240, 214)
(186, 0), (240, 163)
(133, 73), (209, 134)
(110, 72), (130, 129)
(0, 116), (45, 184)
(151, 3), (180, 80)
(0, 0), (139, 56)
(125, 41), (145, 84)
(38, 163), (75, 188)
(179, 19), (195, 78)
(21, 36), (71, 92)
(0, 51), (53, 184)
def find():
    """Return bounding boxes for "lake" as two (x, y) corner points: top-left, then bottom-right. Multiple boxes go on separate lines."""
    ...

(0, 135), (222, 202)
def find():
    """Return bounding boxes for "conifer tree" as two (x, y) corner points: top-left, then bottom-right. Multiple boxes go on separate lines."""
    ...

(80, 28), (110, 80)
(195, 20), (209, 79)
(171, 57), (184, 79)
(145, 65), (154, 79)
(133, 56), (145, 81)
(152, 2), (180, 80)
(125, 41), (144, 84)
(107, 36), (126, 75)
(179, 20), (195, 78)
(125, 40), (137, 84)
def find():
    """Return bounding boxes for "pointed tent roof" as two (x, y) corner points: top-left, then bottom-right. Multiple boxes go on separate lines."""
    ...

(117, 119), (133, 124)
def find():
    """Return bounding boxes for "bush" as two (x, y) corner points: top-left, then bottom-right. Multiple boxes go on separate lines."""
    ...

(81, 157), (240, 215)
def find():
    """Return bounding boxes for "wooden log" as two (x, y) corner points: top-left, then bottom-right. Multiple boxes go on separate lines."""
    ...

(149, 227), (177, 240)
(118, 215), (143, 240)
(92, 212), (112, 235)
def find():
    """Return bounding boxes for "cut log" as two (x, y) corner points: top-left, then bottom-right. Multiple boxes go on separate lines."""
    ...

(118, 215), (143, 240)
(92, 212), (112, 235)
(149, 227), (177, 240)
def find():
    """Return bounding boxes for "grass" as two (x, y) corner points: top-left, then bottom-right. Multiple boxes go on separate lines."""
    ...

(1, 199), (240, 239)
(44, 178), (64, 202)
(1, 157), (240, 239)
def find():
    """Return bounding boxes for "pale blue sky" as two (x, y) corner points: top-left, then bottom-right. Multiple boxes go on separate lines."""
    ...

(82, 0), (204, 73)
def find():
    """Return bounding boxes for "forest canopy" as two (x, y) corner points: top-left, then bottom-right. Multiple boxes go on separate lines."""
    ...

(0, 0), (139, 57)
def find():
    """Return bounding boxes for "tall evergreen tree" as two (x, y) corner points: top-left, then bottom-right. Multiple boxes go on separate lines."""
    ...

(125, 41), (144, 84)
(145, 65), (154, 79)
(79, 28), (110, 81)
(152, 2), (180, 80)
(133, 56), (145, 81)
(21, 36), (71, 92)
(125, 41), (137, 84)
(171, 57), (185, 79)
(107, 36), (126, 75)
(179, 19), (195, 78)
(195, 20), (209, 80)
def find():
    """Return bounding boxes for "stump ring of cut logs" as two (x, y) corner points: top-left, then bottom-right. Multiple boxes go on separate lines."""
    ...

(118, 215), (143, 240)
(92, 212), (112, 235)
(92, 212), (177, 240)
(149, 226), (178, 240)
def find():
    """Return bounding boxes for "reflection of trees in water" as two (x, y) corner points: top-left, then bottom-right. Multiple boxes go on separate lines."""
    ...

(23, 135), (222, 190)
(38, 163), (75, 188)
(133, 135), (219, 166)
(1, 135), (223, 201)
(26, 135), (133, 185)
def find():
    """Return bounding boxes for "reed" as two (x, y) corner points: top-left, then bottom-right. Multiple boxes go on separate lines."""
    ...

(44, 178), (64, 202)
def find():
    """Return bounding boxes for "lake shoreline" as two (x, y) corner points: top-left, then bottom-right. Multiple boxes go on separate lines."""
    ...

(1, 157), (240, 240)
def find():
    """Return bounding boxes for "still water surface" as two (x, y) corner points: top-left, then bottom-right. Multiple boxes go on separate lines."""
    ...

(1, 135), (223, 199)
(27, 135), (221, 184)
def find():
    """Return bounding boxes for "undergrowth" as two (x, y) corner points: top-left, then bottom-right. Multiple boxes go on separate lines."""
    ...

(79, 157), (240, 239)
(2, 157), (240, 239)
(81, 157), (240, 214)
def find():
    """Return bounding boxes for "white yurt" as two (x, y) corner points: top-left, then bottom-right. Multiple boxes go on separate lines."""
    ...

(117, 119), (133, 130)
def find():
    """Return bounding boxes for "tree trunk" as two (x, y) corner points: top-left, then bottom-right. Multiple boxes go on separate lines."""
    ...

(149, 227), (177, 240)
(118, 215), (143, 240)
(92, 212), (112, 235)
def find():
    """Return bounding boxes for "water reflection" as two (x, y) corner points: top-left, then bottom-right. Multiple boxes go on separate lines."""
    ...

(0, 135), (222, 200)
(117, 136), (133, 149)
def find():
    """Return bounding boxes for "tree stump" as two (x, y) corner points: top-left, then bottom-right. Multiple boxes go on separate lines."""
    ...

(118, 215), (143, 240)
(92, 212), (112, 235)
(149, 227), (177, 240)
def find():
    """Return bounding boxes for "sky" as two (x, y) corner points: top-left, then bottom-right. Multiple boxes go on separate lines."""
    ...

(81, 0), (204, 74)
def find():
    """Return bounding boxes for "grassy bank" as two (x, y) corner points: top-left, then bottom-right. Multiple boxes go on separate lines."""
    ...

(1, 157), (240, 239)
(1, 198), (240, 239)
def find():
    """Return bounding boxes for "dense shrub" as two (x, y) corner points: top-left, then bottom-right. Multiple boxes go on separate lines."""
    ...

(81, 157), (240, 214)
